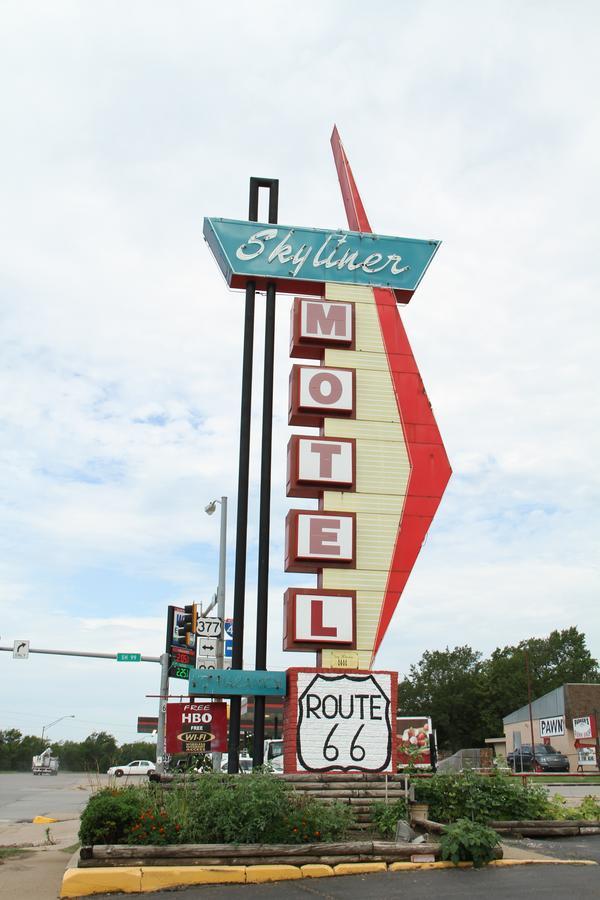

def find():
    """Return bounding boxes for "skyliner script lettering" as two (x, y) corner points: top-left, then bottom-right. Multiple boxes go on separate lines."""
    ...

(236, 228), (410, 278)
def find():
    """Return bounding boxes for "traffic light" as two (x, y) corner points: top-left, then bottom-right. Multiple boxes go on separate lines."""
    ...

(182, 603), (197, 646)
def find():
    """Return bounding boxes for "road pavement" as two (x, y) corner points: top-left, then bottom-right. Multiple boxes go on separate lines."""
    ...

(144, 855), (600, 900)
(541, 782), (600, 805)
(0, 772), (100, 823)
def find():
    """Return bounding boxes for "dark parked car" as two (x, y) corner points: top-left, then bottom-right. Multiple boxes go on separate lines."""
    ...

(507, 743), (570, 772)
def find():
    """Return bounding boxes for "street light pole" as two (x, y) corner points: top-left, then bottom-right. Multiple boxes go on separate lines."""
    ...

(41, 714), (75, 743)
(205, 497), (227, 772)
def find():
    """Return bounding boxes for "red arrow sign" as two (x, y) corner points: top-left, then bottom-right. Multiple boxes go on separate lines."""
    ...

(331, 127), (452, 661)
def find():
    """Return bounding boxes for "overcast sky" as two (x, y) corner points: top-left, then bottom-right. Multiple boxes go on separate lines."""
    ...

(1, 1), (598, 747)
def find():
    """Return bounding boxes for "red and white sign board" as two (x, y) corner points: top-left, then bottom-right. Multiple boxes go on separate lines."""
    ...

(285, 509), (356, 572)
(283, 588), (356, 651)
(165, 701), (227, 754)
(287, 435), (355, 498)
(573, 716), (596, 740)
(284, 668), (397, 774)
(291, 297), (355, 358)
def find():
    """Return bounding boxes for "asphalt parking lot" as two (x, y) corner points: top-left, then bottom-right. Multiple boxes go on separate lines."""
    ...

(144, 855), (600, 900)
(0, 771), (104, 822)
(1, 774), (599, 899)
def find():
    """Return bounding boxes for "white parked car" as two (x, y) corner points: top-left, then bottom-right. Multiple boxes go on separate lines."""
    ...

(107, 759), (156, 778)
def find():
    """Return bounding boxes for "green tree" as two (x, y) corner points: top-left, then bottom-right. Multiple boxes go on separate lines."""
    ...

(480, 627), (599, 737)
(399, 628), (598, 751)
(398, 645), (486, 751)
(79, 732), (118, 772)
(118, 741), (156, 763)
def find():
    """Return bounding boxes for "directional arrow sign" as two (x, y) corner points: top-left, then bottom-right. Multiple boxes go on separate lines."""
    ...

(197, 639), (217, 657)
(13, 640), (29, 659)
(203, 218), (440, 302)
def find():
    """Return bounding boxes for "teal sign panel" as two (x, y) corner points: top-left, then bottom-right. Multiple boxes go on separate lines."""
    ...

(188, 668), (287, 697)
(203, 218), (440, 299)
(117, 652), (141, 662)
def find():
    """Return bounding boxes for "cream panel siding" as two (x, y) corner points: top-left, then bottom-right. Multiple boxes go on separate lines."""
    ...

(325, 418), (407, 442)
(324, 492), (406, 516)
(357, 440), (410, 491)
(323, 567), (388, 592)
(325, 283), (376, 305)
(354, 369), (401, 422)
(315, 282), (410, 668)
(356, 513), (400, 571)
(325, 349), (391, 371)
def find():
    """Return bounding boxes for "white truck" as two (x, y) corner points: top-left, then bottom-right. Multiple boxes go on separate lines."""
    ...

(264, 738), (283, 771)
(32, 747), (59, 775)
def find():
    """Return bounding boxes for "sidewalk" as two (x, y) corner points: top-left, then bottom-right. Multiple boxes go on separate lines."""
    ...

(0, 816), (80, 900)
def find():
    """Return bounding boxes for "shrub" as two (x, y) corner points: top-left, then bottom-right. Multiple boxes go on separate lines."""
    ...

(414, 771), (550, 823)
(440, 819), (501, 868)
(163, 773), (355, 844)
(127, 806), (181, 845)
(279, 796), (355, 844)
(372, 800), (409, 839)
(545, 793), (600, 821)
(578, 795), (600, 820)
(79, 788), (144, 845)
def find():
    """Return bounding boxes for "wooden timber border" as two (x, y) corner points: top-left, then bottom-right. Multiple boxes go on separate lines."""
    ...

(78, 840), (440, 868)
(488, 819), (600, 838)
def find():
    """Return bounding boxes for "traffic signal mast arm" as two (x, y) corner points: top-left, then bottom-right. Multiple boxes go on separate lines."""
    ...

(0, 644), (160, 662)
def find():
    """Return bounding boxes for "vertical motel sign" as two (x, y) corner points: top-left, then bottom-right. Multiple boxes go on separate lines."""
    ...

(204, 128), (451, 772)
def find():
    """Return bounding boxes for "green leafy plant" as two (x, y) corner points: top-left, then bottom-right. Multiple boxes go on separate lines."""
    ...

(440, 818), (501, 868)
(577, 795), (600, 820)
(372, 799), (409, 839)
(127, 806), (181, 845)
(544, 793), (600, 821)
(414, 771), (551, 823)
(79, 787), (144, 844)
(280, 796), (355, 844)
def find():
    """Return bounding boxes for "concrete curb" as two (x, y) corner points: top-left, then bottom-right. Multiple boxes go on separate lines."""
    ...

(60, 857), (599, 895)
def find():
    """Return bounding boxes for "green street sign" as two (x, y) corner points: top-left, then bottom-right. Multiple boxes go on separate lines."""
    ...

(117, 652), (141, 662)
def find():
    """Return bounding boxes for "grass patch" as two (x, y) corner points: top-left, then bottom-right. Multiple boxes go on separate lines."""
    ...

(0, 846), (34, 860)
(61, 842), (81, 854)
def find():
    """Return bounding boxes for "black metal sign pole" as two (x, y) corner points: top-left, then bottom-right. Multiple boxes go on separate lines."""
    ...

(228, 177), (278, 774)
(252, 179), (278, 768)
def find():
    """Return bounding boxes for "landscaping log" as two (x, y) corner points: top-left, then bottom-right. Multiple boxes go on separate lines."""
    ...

(79, 840), (441, 869)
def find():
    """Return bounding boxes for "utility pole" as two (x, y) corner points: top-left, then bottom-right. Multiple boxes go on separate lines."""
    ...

(155, 652), (170, 774)
(525, 649), (537, 769)
(205, 496), (227, 772)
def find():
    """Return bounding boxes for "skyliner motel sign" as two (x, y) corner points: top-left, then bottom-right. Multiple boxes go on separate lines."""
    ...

(203, 128), (451, 774)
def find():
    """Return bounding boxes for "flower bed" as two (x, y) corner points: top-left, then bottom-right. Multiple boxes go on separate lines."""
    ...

(79, 773), (356, 847)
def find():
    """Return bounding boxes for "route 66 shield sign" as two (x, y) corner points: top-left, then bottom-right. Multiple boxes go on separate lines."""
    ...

(295, 671), (394, 772)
